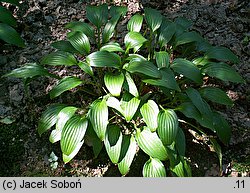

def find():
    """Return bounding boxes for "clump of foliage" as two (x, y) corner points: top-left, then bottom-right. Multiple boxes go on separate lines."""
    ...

(0, 0), (25, 47)
(4, 4), (244, 177)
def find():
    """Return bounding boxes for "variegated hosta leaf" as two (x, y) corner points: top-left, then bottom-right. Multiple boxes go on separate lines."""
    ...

(40, 51), (78, 66)
(118, 135), (137, 176)
(140, 100), (159, 132)
(63, 142), (83, 163)
(120, 93), (140, 122)
(88, 99), (109, 141)
(49, 106), (78, 143)
(49, 76), (83, 99)
(104, 125), (123, 164)
(67, 31), (90, 55)
(143, 158), (166, 177)
(127, 14), (143, 32)
(123, 71), (139, 97)
(135, 127), (168, 161)
(60, 115), (88, 156)
(157, 109), (179, 145)
(104, 72), (124, 97)
(37, 104), (66, 136)
(106, 96), (123, 114)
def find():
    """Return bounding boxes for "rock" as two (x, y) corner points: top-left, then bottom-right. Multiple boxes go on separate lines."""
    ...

(9, 84), (24, 106)
(0, 105), (11, 117)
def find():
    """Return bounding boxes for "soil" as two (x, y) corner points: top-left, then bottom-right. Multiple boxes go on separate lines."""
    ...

(0, 0), (249, 177)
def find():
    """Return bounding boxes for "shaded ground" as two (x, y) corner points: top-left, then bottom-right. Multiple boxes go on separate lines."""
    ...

(0, 0), (249, 177)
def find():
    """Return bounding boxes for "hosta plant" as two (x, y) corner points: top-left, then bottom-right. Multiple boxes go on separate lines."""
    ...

(4, 4), (244, 177)
(0, 0), (25, 47)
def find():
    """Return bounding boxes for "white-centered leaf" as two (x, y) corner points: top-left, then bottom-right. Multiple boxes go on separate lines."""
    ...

(49, 76), (83, 99)
(123, 71), (139, 97)
(104, 125), (123, 164)
(157, 109), (179, 145)
(127, 14), (143, 32)
(118, 135), (137, 176)
(40, 51), (77, 66)
(171, 160), (192, 177)
(120, 93), (140, 122)
(100, 42), (124, 52)
(140, 100), (159, 132)
(104, 72), (124, 97)
(61, 115), (88, 156)
(143, 157), (166, 177)
(106, 96), (123, 114)
(135, 127), (168, 161)
(63, 141), (83, 163)
(88, 99), (109, 141)
(37, 104), (66, 136)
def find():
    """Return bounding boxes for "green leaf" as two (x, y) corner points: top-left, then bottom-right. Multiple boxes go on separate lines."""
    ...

(78, 61), (93, 76)
(0, 6), (17, 27)
(51, 40), (79, 54)
(199, 87), (233, 106)
(88, 99), (109, 141)
(65, 22), (95, 39)
(84, 125), (103, 158)
(155, 51), (170, 69)
(171, 58), (202, 84)
(106, 96), (123, 114)
(104, 125), (123, 164)
(202, 62), (244, 83)
(110, 5), (127, 18)
(104, 72), (124, 97)
(186, 88), (212, 115)
(37, 104), (66, 136)
(158, 20), (176, 47)
(143, 157), (166, 177)
(140, 100), (159, 132)
(205, 46), (240, 63)
(86, 51), (121, 68)
(40, 51), (77, 66)
(86, 4), (108, 29)
(67, 31), (90, 55)
(144, 8), (162, 32)
(100, 42), (124, 52)
(135, 127), (168, 161)
(210, 138), (222, 170)
(0, 0), (20, 6)
(143, 68), (180, 91)
(3, 63), (52, 79)
(171, 160), (192, 177)
(127, 14), (143, 32)
(124, 60), (161, 78)
(157, 109), (179, 145)
(63, 142), (83, 163)
(212, 111), (231, 145)
(49, 106), (78, 143)
(0, 23), (25, 47)
(175, 128), (186, 157)
(61, 115), (88, 156)
(49, 76), (83, 99)
(123, 71), (139, 97)
(125, 31), (147, 52)
(118, 135), (137, 176)
(175, 31), (203, 47)
(120, 93), (140, 122)
(175, 17), (193, 30)
(102, 16), (119, 44)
